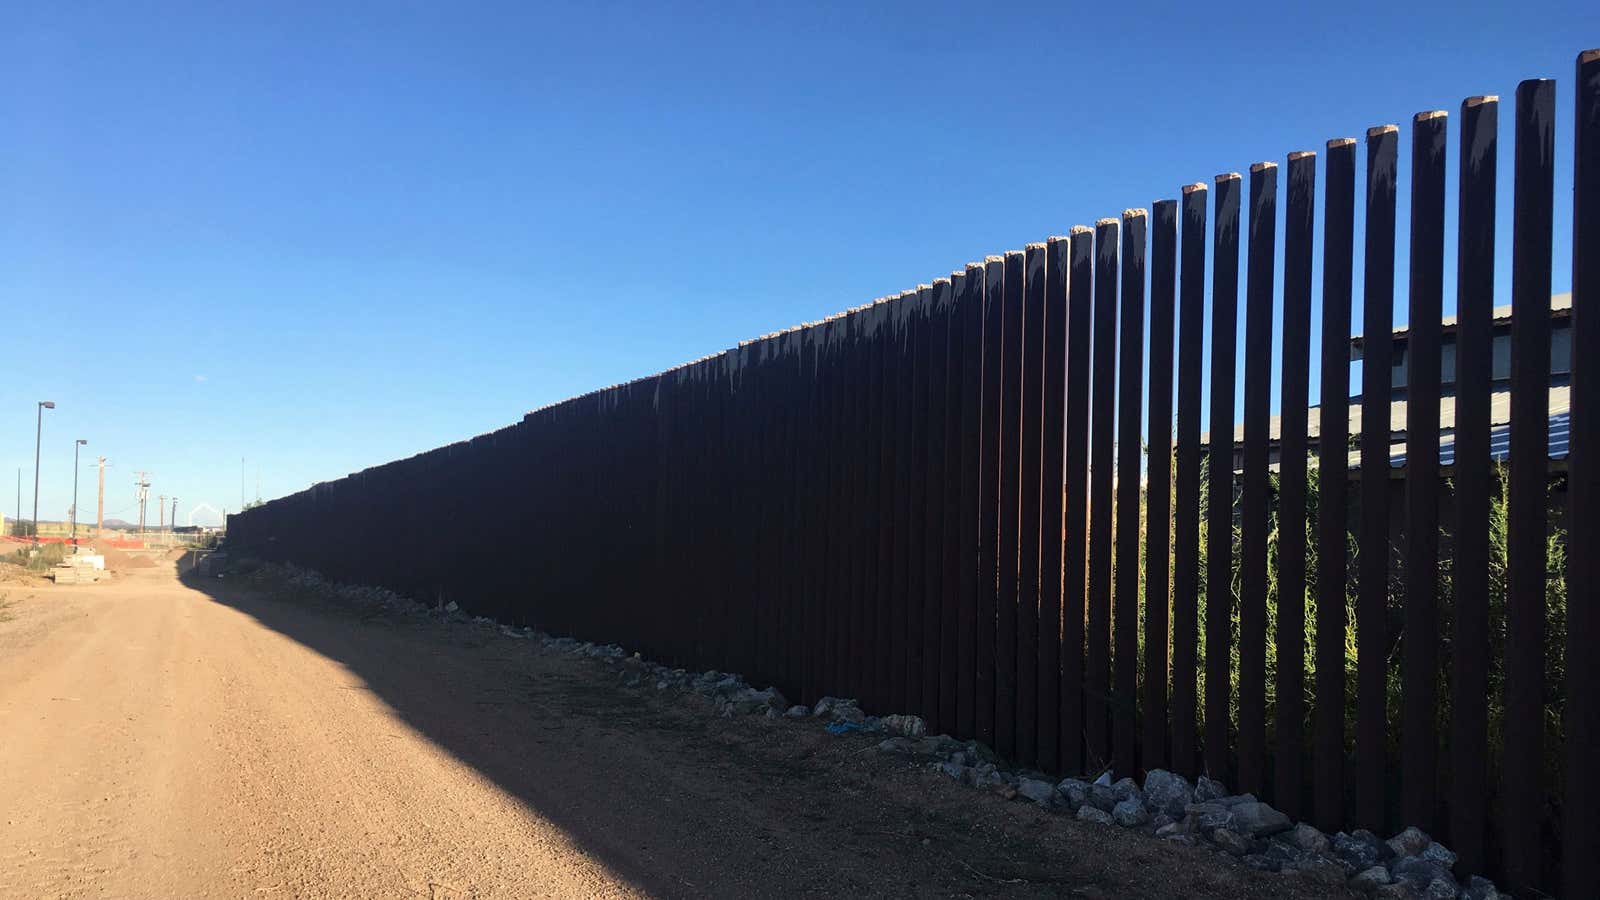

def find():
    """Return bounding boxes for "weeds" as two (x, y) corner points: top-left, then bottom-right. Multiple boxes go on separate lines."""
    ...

(6, 543), (66, 572)
(1106, 453), (1569, 822)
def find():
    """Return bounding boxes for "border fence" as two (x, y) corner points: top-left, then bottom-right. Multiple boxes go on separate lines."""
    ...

(231, 51), (1599, 895)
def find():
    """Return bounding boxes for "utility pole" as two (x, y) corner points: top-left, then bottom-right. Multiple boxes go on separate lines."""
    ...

(97, 457), (106, 538)
(33, 400), (55, 545)
(71, 439), (87, 545)
(171, 498), (179, 535)
(158, 494), (166, 531)
(14, 469), (19, 539)
(134, 471), (151, 536)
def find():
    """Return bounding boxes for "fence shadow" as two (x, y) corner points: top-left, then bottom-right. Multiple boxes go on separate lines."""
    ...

(178, 566), (679, 894)
(173, 564), (1164, 899)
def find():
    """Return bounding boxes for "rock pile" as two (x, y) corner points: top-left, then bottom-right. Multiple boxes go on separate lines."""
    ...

(243, 563), (434, 620)
(892, 747), (1504, 900)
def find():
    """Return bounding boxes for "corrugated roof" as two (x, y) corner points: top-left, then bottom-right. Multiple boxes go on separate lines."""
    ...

(1351, 292), (1570, 347)
(1202, 383), (1570, 446)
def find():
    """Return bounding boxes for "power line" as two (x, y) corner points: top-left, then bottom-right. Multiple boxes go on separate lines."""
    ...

(133, 471), (151, 535)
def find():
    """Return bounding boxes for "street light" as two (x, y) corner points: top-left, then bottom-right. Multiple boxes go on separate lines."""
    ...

(72, 439), (87, 545)
(33, 401), (54, 546)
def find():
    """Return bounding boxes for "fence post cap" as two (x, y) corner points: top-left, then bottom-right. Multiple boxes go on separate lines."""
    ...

(1095, 216), (1119, 227)
(1182, 182), (1208, 194)
(1415, 109), (1448, 122)
(1122, 207), (1148, 219)
(1582, 48), (1600, 63)
(1328, 137), (1357, 148)
(1288, 150), (1317, 160)
(1367, 124), (1399, 137)
(1070, 224), (1095, 234)
(1216, 171), (1242, 182)
(1464, 95), (1499, 107)
(1249, 161), (1277, 173)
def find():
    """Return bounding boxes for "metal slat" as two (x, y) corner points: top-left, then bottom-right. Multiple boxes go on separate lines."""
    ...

(1061, 229), (1094, 775)
(927, 278), (954, 733)
(976, 256), (1005, 748)
(1039, 239), (1070, 771)
(1276, 150), (1316, 821)
(1016, 244), (1047, 766)
(1450, 92), (1497, 878)
(906, 287), (932, 718)
(1172, 186), (1208, 776)
(1114, 210), (1148, 777)
(995, 251), (1026, 757)
(1564, 47), (1600, 900)
(1502, 78), (1555, 893)
(1087, 219), (1120, 770)
(1144, 201), (1178, 772)
(956, 264), (986, 739)
(1239, 163), (1276, 796)
(1206, 174), (1240, 782)
(1357, 125), (1397, 832)
(1402, 108), (1447, 832)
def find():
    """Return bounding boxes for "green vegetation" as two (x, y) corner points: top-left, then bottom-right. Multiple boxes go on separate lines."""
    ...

(6, 543), (67, 572)
(1113, 453), (1568, 818)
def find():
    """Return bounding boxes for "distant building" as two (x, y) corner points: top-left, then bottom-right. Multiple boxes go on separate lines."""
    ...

(1206, 293), (1571, 471)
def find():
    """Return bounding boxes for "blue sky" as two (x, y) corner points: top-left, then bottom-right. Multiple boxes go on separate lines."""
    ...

(3, 1), (1595, 526)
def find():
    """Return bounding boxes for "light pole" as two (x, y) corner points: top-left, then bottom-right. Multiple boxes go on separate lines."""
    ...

(33, 401), (54, 546)
(72, 439), (87, 545)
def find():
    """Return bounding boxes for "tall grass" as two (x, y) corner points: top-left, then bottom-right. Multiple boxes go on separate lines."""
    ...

(1108, 455), (1568, 793)
(7, 542), (66, 572)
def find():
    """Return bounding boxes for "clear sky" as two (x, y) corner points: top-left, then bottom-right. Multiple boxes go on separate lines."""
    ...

(4, 1), (1595, 526)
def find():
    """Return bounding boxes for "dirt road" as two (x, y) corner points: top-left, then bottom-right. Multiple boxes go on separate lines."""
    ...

(0, 563), (1351, 899)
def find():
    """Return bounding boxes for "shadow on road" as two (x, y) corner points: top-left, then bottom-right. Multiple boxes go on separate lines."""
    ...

(174, 564), (1055, 898)
(173, 562), (1341, 900)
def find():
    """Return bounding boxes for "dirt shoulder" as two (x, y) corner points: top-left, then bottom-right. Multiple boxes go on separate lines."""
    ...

(1, 563), (1356, 898)
(183, 567), (1355, 899)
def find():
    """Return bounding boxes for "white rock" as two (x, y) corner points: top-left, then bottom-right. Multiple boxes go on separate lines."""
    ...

(1016, 778), (1056, 805)
(1076, 805), (1114, 825)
